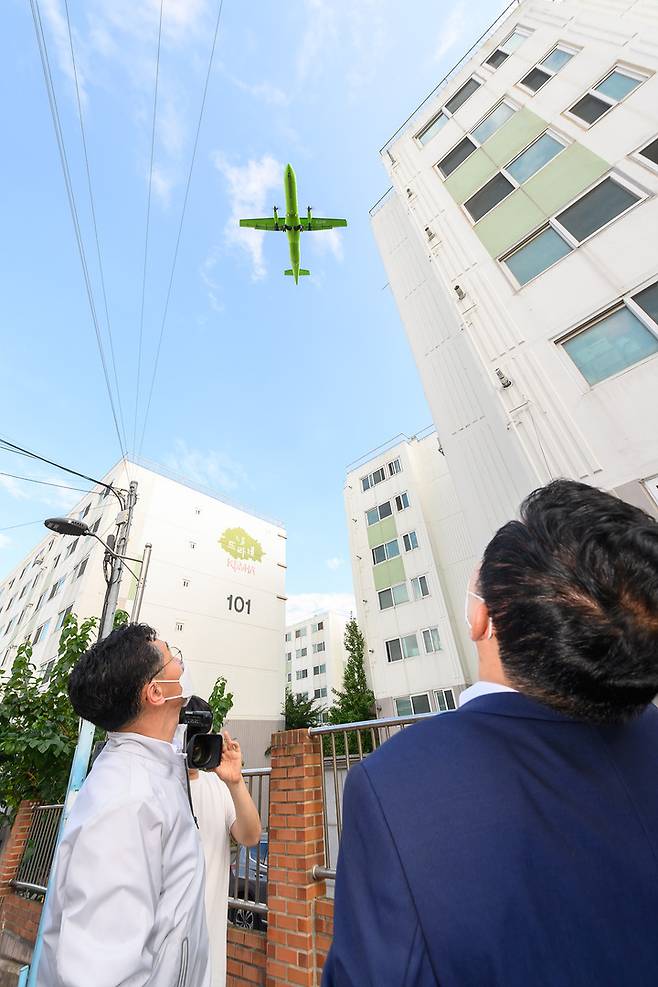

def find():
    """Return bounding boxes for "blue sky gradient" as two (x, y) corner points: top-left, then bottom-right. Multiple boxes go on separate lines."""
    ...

(0, 0), (505, 617)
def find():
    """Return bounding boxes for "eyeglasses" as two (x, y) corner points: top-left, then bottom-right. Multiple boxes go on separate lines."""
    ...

(151, 645), (184, 680)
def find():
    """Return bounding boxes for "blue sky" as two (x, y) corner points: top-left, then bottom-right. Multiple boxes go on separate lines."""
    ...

(0, 0), (504, 620)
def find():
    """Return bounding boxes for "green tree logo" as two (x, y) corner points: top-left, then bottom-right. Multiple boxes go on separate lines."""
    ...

(219, 527), (265, 562)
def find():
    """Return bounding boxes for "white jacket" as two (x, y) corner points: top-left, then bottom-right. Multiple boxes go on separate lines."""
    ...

(37, 732), (210, 987)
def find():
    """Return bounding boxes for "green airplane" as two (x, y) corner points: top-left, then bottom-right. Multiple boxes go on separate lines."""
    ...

(239, 164), (347, 284)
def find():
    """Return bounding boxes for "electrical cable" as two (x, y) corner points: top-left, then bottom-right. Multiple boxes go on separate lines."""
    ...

(62, 0), (130, 458)
(0, 436), (123, 506)
(0, 471), (93, 495)
(28, 0), (127, 466)
(133, 0), (165, 458)
(137, 0), (226, 456)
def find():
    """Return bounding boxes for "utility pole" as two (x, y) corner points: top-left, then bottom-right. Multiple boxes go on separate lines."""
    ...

(131, 542), (152, 623)
(26, 481), (138, 987)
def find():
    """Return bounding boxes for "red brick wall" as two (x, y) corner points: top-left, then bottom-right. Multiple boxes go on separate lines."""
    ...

(0, 801), (43, 949)
(226, 926), (266, 986)
(314, 897), (334, 975)
(0, 893), (42, 946)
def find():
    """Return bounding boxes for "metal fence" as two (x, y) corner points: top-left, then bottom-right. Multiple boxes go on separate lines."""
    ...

(227, 766), (270, 932)
(309, 713), (436, 882)
(12, 804), (63, 896)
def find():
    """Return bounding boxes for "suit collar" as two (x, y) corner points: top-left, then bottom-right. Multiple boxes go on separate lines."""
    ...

(460, 691), (577, 722)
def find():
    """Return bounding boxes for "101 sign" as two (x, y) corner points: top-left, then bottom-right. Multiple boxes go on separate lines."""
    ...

(227, 594), (251, 615)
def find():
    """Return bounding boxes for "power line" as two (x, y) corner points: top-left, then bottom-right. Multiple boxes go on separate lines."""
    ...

(0, 471), (93, 494)
(133, 0), (165, 458)
(28, 0), (128, 465)
(137, 0), (226, 457)
(62, 0), (129, 456)
(0, 520), (48, 532)
(0, 436), (123, 506)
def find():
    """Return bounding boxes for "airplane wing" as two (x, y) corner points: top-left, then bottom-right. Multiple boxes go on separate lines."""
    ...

(303, 218), (348, 232)
(239, 218), (284, 231)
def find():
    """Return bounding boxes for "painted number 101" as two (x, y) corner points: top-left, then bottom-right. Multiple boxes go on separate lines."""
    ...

(227, 595), (251, 615)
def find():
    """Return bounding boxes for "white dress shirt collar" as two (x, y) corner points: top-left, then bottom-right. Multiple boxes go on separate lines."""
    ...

(459, 681), (518, 707)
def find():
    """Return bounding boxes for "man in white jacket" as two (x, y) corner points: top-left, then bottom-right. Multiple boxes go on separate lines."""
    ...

(37, 622), (210, 987)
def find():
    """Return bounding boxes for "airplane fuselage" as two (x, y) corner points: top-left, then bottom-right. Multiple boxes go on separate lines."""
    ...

(284, 164), (302, 282)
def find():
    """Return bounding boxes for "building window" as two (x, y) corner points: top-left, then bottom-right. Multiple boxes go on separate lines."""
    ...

(361, 466), (386, 491)
(176, 622), (184, 632)
(8, 579), (14, 589)
(403, 531), (419, 552)
(296, 669), (308, 680)
(484, 27), (531, 69)
(311, 620), (324, 633)
(387, 458), (402, 476)
(415, 77), (482, 145)
(569, 65), (646, 125)
(35, 591), (46, 612)
(501, 175), (643, 285)
(378, 582), (409, 611)
(366, 501), (393, 526)
(423, 627), (441, 653)
(65, 539), (79, 559)
(287, 673), (292, 683)
(32, 620), (50, 646)
(16, 608), (27, 627)
(297, 692), (309, 701)
(438, 137), (478, 178)
(506, 132), (565, 183)
(395, 492), (410, 512)
(55, 606), (73, 631)
(189, 541), (196, 550)
(90, 518), (101, 534)
(41, 658), (56, 682)
(314, 687), (328, 699)
(313, 641), (326, 654)
(435, 688), (457, 711)
(445, 77), (481, 114)
(52, 554), (60, 570)
(471, 100), (517, 144)
(465, 172), (515, 221)
(371, 538), (400, 565)
(395, 693), (431, 716)
(560, 283), (658, 385)
(285, 632), (292, 642)
(411, 575), (430, 600)
(295, 627), (307, 638)
(20, 566), (28, 580)
(76, 558), (89, 579)
(19, 584), (28, 600)
(81, 504), (91, 519)
(49, 577), (65, 600)
(637, 136), (658, 170)
(401, 633), (420, 658)
(313, 663), (326, 675)
(300, 647), (308, 657)
(183, 579), (190, 588)
(519, 44), (577, 93)
(195, 508), (201, 515)
(5, 617), (15, 636)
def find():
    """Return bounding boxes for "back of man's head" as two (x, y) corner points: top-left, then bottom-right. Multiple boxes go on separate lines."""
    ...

(68, 622), (160, 731)
(479, 479), (658, 724)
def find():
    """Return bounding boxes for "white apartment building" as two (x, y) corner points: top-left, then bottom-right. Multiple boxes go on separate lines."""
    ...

(0, 459), (286, 766)
(345, 430), (474, 717)
(284, 610), (349, 709)
(372, 0), (658, 557)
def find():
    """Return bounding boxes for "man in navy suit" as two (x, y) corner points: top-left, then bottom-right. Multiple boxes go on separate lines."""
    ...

(322, 480), (658, 986)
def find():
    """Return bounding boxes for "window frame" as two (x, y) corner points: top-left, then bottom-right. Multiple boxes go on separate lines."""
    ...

(395, 692), (432, 716)
(378, 581), (410, 611)
(395, 492), (410, 512)
(361, 465), (386, 492)
(371, 538), (401, 566)
(435, 688), (457, 712)
(422, 626), (442, 653)
(366, 500), (393, 526)
(482, 26), (532, 71)
(556, 282), (658, 387)
(462, 129), (568, 223)
(411, 574), (431, 601)
(387, 457), (402, 476)
(435, 97), (519, 179)
(565, 63), (649, 128)
(402, 530), (419, 552)
(516, 42), (579, 94)
(632, 134), (658, 175)
(414, 76), (484, 145)
(499, 172), (646, 287)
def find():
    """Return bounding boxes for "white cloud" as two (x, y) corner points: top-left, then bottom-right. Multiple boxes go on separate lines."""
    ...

(434, 4), (467, 62)
(40, 0), (86, 99)
(200, 248), (223, 313)
(0, 474), (79, 511)
(296, 0), (338, 84)
(151, 165), (174, 206)
(165, 439), (247, 493)
(212, 153), (283, 280)
(226, 72), (289, 107)
(308, 223), (344, 263)
(326, 556), (344, 571)
(0, 534), (11, 550)
(286, 592), (355, 625)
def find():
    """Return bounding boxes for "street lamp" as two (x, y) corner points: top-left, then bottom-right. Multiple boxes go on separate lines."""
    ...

(44, 516), (142, 580)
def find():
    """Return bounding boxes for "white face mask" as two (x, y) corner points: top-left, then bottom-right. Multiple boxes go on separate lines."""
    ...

(158, 666), (194, 704)
(465, 589), (494, 640)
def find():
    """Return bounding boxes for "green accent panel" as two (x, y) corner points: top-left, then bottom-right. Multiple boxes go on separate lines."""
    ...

(485, 108), (548, 167)
(522, 143), (609, 217)
(475, 189), (546, 257)
(443, 108), (548, 205)
(366, 516), (397, 549)
(444, 150), (498, 205)
(373, 556), (406, 592)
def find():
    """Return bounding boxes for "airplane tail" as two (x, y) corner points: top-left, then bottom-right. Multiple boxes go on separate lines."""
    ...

(284, 269), (310, 277)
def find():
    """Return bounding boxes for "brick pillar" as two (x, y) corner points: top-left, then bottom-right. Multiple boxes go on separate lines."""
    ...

(266, 728), (327, 987)
(0, 802), (36, 906)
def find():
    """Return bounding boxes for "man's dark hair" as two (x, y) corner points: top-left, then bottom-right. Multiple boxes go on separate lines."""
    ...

(68, 623), (161, 731)
(479, 479), (658, 724)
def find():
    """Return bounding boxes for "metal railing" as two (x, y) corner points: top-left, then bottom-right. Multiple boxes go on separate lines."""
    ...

(12, 804), (63, 896)
(309, 713), (436, 880)
(227, 767), (270, 932)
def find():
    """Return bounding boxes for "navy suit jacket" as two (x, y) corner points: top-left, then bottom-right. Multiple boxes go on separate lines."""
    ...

(322, 693), (658, 986)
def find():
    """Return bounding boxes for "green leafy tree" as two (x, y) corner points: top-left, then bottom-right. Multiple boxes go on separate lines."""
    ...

(208, 675), (234, 732)
(0, 613), (97, 823)
(326, 618), (377, 755)
(283, 687), (325, 729)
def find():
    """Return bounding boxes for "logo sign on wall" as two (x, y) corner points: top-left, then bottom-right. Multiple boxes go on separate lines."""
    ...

(219, 527), (265, 575)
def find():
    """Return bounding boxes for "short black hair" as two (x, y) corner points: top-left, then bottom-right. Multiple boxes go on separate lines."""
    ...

(479, 479), (658, 724)
(68, 623), (162, 731)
